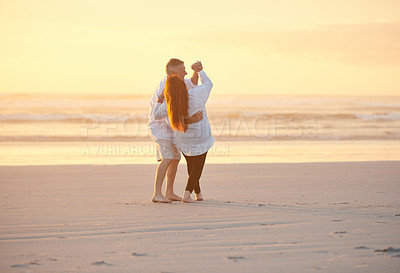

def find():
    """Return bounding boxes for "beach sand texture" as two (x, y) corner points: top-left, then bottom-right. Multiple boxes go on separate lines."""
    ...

(1, 162), (400, 272)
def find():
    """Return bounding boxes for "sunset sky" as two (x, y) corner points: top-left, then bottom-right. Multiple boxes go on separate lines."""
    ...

(1, 0), (399, 96)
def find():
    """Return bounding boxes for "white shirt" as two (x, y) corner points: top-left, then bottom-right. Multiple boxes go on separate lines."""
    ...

(148, 76), (196, 141)
(154, 71), (214, 156)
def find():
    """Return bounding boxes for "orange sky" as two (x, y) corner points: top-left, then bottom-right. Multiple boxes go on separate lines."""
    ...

(0, 0), (399, 96)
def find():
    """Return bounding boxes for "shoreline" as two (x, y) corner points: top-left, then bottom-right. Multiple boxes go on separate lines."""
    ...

(1, 160), (400, 167)
(1, 140), (400, 166)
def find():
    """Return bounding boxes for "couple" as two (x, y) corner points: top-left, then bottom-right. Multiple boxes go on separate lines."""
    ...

(148, 58), (214, 203)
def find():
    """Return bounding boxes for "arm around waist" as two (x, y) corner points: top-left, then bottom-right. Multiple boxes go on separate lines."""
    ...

(153, 102), (168, 120)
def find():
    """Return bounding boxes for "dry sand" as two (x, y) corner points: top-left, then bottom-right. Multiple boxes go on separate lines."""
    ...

(1, 162), (400, 273)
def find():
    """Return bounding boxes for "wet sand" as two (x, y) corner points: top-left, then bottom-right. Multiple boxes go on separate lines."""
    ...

(1, 162), (400, 272)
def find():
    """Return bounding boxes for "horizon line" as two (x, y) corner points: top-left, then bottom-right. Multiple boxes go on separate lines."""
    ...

(1, 92), (400, 98)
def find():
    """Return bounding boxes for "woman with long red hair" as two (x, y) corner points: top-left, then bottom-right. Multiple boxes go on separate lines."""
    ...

(154, 64), (214, 203)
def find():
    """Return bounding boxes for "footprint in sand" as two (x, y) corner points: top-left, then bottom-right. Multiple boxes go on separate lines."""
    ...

(374, 247), (400, 258)
(10, 264), (29, 268)
(226, 256), (245, 262)
(132, 252), (148, 257)
(10, 259), (40, 269)
(354, 246), (371, 250)
(91, 261), (113, 266)
(331, 231), (347, 237)
(28, 259), (40, 265)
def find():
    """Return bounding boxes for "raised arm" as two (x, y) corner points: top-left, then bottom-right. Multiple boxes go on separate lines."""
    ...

(196, 70), (213, 106)
(190, 71), (199, 86)
(190, 61), (202, 85)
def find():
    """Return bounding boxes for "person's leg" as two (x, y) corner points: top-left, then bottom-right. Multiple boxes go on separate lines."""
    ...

(152, 139), (176, 203)
(182, 154), (196, 203)
(164, 143), (182, 201)
(165, 159), (181, 201)
(186, 155), (193, 176)
(193, 152), (207, 195)
(182, 152), (207, 203)
(152, 139), (181, 202)
(152, 158), (173, 203)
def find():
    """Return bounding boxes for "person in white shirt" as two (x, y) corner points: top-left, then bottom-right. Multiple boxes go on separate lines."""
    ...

(154, 65), (214, 203)
(149, 58), (203, 203)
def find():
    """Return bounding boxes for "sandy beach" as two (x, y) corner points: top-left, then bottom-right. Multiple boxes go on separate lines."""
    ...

(1, 162), (400, 273)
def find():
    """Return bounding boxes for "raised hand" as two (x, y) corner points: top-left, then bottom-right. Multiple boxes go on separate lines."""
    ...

(191, 61), (203, 73)
(196, 61), (203, 71)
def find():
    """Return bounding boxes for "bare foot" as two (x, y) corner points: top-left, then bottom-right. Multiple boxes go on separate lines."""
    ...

(195, 192), (203, 201)
(182, 190), (196, 203)
(165, 193), (182, 201)
(152, 194), (172, 203)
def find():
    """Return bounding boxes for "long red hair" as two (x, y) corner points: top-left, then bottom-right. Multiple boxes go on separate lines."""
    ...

(165, 76), (189, 133)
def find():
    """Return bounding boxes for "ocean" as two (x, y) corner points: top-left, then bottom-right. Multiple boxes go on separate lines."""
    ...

(1, 94), (399, 165)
